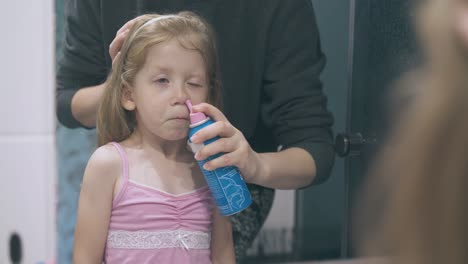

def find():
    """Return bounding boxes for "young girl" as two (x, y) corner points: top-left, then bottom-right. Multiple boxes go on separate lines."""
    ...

(73, 12), (235, 263)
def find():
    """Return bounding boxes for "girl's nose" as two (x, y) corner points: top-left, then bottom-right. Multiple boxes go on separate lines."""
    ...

(171, 83), (189, 105)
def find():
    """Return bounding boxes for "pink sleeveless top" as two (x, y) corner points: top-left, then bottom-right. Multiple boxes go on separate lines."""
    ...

(105, 142), (215, 263)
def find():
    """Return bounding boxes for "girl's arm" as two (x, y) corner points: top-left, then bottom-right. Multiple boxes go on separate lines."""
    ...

(210, 208), (236, 264)
(73, 146), (120, 263)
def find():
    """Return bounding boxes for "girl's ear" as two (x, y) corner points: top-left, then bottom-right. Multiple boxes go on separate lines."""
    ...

(121, 83), (136, 111)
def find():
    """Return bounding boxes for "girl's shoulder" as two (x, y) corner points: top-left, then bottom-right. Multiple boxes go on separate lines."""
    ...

(85, 144), (123, 179)
(90, 144), (122, 165)
(80, 144), (123, 199)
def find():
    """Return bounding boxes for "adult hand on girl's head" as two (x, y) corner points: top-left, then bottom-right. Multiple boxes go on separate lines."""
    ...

(109, 17), (139, 62)
(190, 103), (263, 184)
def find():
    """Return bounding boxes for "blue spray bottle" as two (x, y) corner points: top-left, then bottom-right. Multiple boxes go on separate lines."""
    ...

(185, 100), (252, 216)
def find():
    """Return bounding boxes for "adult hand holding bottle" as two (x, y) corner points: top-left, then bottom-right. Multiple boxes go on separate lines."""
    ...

(189, 102), (318, 190)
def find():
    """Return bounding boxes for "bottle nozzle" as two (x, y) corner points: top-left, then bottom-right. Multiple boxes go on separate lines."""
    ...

(185, 100), (208, 125)
(185, 99), (193, 113)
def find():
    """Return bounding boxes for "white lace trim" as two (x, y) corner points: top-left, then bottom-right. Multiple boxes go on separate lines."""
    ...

(107, 229), (211, 250)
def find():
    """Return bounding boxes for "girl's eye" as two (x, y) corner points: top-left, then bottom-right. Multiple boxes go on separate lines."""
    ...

(155, 78), (169, 84)
(188, 82), (202, 87)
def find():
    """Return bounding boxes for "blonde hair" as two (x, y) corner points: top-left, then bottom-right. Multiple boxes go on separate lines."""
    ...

(97, 12), (222, 146)
(357, 1), (468, 263)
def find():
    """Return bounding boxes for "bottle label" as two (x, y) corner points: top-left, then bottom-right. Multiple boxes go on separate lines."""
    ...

(197, 154), (252, 215)
(188, 118), (252, 215)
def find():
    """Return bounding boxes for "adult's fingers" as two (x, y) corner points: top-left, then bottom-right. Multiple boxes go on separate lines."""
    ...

(112, 52), (121, 68)
(195, 137), (237, 161)
(109, 17), (140, 59)
(116, 18), (137, 36)
(190, 121), (237, 144)
(201, 149), (242, 171)
(191, 103), (228, 122)
(109, 29), (129, 61)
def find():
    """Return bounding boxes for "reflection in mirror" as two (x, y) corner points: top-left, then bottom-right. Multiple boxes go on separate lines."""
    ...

(53, 0), (345, 263)
(51, 0), (426, 264)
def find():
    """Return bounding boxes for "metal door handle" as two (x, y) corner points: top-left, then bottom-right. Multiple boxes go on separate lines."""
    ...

(335, 133), (377, 157)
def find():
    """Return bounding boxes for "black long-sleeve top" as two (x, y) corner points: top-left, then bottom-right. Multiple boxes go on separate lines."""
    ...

(56, 0), (335, 184)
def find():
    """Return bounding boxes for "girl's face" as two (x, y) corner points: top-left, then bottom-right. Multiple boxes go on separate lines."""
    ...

(123, 38), (209, 141)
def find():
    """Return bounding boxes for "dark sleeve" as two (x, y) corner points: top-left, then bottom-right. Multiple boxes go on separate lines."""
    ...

(56, 0), (107, 128)
(261, 0), (335, 185)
